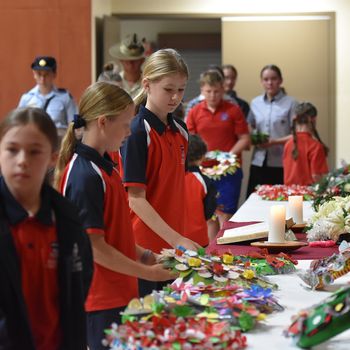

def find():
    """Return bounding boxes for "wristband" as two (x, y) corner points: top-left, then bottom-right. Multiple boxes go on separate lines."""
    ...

(141, 249), (152, 264)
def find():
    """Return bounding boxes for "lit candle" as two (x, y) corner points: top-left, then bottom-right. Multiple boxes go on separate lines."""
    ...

(268, 205), (286, 243)
(288, 195), (303, 224)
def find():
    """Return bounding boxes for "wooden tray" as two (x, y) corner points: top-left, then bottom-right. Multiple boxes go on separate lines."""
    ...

(290, 223), (307, 233)
(250, 241), (308, 253)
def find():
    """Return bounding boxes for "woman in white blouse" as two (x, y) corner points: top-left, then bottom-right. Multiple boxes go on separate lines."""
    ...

(246, 64), (298, 197)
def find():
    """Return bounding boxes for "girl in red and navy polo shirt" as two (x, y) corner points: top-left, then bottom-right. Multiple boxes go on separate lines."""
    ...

(120, 49), (200, 296)
(54, 82), (173, 350)
(0, 107), (93, 350)
(283, 102), (328, 185)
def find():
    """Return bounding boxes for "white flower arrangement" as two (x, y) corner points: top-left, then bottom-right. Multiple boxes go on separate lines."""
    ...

(200, 151), (240, 181)
(307, 196), (350, 242)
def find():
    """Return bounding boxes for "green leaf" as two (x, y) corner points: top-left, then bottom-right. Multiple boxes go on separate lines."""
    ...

(172, 305), (194, 317)
(121, 314), (137, 323)
(197, 247), (206, 256)
(172, 342), (182, 350)
(152, 302), (164, 314)
(238, 311), (255, 331)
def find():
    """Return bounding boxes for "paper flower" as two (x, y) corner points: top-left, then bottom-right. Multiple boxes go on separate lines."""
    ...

(200, 151), (240, 180)
(307, 195), (350, 242)
(312, 162), (350, 209)
(255, 184), (314, 201)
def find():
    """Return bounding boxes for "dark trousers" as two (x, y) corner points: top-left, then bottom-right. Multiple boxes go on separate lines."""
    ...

(246, 164), (284, 198)
(138, 279), (172, 298)
(87, 306), (125, 350)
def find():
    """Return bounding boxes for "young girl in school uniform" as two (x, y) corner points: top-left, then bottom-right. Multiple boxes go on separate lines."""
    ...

(119, 49), (200, 296)
(0, 107), (93, 350)
(54, 82), (174, 350)
(283, 102), (328, 185)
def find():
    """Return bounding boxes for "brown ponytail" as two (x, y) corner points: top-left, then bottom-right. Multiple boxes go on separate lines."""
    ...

(310, 121), (329, 156)
(291, 118), (299, 160)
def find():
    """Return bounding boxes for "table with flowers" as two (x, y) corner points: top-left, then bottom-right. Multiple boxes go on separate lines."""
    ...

(103, 165), (350, 349)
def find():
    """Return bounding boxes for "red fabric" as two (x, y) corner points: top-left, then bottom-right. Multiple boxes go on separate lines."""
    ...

(183, 172), (209, 246)
(12, 219), (61, 350)
(283, 132), (328, 185)
(60, 164), (138, 311)
(122, 126), (188, 254)
(206, 221), (339, 260)
(84, 170), (138, 311)
(186, 100), (248, 158)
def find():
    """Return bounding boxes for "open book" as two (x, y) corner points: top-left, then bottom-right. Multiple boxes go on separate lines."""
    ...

(217, 222), (269, 244)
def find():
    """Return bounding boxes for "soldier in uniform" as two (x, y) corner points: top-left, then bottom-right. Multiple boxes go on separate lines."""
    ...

(109, 34), (145, 98)
(18, 56), (77, 138)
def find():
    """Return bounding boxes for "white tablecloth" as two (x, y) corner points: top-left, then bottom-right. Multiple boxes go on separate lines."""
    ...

(229, 194), (350, 349)
(232, 193), (314, 223)
(247, 260), (350, 349)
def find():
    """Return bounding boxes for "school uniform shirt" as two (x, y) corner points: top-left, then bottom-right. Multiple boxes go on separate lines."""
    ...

(0, 177), (93, 350)
(184, 166), (217, 246)
(283, 132), (328, 186)
(18, 85), (77, 129)
(0, 179), (60, 350)
(120, 105), (188, 254)
(60, 142), (138, 311)
(119, 71), (142, 99)
(248, 90), (298, 167)
(184, 93), (238, 119)
(226, 90), (250, 119)
(186, 99), (249, 160)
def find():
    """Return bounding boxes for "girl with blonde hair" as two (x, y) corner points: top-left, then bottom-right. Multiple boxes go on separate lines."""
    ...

(55, 82), (174, 350)
(120, 49), (200, 296)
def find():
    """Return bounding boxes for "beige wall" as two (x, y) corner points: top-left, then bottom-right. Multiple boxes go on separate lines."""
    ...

(98, 0), (350, 166)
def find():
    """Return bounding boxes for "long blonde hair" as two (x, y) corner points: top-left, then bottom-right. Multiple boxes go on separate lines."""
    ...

(134, 48), (189, 112)
(54, 81), (133, 188)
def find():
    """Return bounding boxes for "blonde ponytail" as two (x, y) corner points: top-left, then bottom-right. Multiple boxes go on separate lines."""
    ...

(54, 122), (77, 189)
(54, 81), (134, 189)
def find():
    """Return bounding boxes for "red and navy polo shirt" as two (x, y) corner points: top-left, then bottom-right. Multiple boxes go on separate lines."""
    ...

(186, 100), (249, 158)
(283, 132), (328, 186)
(120, 105), (188, 253)
(184, 166), (217, 246)
(0, 178), (61, 350)
(60, 142), (138, 311)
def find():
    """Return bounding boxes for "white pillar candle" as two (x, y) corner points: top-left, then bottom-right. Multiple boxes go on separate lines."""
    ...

(268, 205), (286, 243)
(288, 195), (303, 224)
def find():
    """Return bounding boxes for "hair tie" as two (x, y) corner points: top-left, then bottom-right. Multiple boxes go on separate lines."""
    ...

(73, 114), (86, 129)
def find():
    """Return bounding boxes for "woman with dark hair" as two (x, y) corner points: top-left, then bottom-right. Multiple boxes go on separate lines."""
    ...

(246, 64), (298, 196)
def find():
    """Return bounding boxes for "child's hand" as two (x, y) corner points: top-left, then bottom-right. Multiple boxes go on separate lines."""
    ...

(148, 263), (178, 281)
(174, 237), (201, 251)
(140, 249), (157, 265)
(257, 138), (275, 149)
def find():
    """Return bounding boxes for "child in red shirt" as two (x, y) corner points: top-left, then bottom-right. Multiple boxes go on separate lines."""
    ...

(186, 69), (250, 233)
(120, 49), (200, 296)
(184, 134), (217, 246)
(0, 107), (93, 350)
(54, 82), (174, 350)
(283, 102), (328, 185)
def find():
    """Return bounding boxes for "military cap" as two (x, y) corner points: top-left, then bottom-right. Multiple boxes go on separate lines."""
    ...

(31, 56), (57, 71)
(109, 34), (145, 61)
